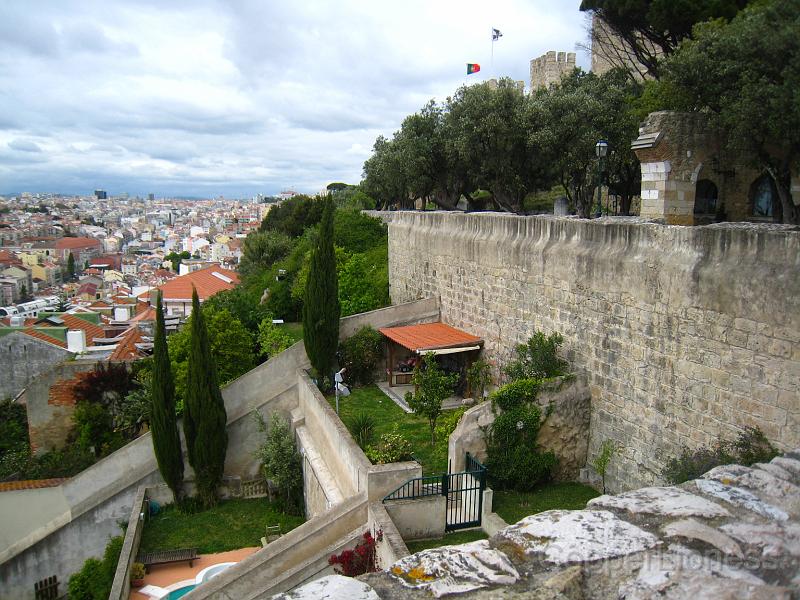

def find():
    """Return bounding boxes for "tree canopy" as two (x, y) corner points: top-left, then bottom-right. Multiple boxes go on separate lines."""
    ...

(169, 303), (255, 406)
(183, 289), (228, 508)
(580, 0), (752, 79)
(656, 0), (800, 224)
(302, 198), (340, 383)
(363, 73), (641, 216)
(150, 292), (184, 502)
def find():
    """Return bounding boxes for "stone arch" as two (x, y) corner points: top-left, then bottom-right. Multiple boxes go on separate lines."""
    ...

(694, 179), (718, 215)
(749, 173), (777, 219)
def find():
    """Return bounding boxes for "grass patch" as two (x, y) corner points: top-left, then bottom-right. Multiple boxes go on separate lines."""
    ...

(139, 498), (305, 554)
(329, 385), (452, 474)
(405, 529), (488, 553)
(283, 322), (303, 345)
(493, 482), (600, 525)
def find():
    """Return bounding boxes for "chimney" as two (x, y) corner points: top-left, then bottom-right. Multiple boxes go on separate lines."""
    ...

(114, 306), (130, 321)
(67, 329), (86, 353)
(149, 289), (159, 306)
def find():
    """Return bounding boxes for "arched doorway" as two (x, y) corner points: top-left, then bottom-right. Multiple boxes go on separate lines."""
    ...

(694, 179), (718, 216)
(750, 174), (777, 219)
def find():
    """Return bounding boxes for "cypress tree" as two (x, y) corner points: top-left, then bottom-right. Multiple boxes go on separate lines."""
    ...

(184, 288), (228, 507)
(150, 292), (184, 502)
(67, 252), (75, 280)
(302, 197), (340, 385)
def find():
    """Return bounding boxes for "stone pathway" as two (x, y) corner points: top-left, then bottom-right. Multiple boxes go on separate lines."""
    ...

(376, 381), (474, 413)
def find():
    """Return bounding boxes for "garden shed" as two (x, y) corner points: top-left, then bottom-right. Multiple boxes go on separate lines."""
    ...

(378, 322), (483, 394)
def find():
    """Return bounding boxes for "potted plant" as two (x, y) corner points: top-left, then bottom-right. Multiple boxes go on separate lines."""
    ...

(130, 562), (146, 588)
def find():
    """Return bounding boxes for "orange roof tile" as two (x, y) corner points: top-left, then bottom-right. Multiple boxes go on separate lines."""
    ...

(21, 329), (68, 348)
(0, 478), (68, 492)
(109, 327), (145, 360)
(131, 305), (156, 322)
(379, 322), (482, 352)
(54, 237), (102, 250)
(139, 265), (239, 302)
(60, 314), (105, 341)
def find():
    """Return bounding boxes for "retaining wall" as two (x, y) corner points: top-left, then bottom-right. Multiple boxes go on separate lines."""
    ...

(375, 211), (800, 491)
(0, 299), (438, 598)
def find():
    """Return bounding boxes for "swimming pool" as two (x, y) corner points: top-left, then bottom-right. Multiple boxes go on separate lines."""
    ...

(167, 585), (195, 599)
(161, 562), (235, 599)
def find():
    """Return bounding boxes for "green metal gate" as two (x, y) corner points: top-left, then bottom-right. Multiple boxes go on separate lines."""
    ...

(382, 452), (487, 532)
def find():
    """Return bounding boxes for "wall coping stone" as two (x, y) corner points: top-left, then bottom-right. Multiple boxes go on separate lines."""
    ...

(280, 449), (800, 598)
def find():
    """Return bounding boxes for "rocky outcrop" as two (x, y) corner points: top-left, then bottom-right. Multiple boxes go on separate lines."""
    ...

(279, 449), (800, 598)
(448, 376), (591, 480)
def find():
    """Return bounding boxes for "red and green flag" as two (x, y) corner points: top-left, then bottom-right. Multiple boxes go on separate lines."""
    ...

(466, 63), (480, 75)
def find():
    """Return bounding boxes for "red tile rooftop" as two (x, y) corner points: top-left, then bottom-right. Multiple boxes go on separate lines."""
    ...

(379, 322), (482, 352)
(0, 478), (67, 492)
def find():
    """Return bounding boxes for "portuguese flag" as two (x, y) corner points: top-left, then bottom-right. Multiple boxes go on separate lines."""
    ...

(466, 63), (481, 75)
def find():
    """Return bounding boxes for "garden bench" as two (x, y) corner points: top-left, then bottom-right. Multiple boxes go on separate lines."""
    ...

(137, 548), (198, 573)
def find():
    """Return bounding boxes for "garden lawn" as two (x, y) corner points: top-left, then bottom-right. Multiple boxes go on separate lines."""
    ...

(330, 384), (451, 474)
(405, 529), (488, 554)
(283, 322), (303, 345)
(139, 498), (305, 554)
(492, 482), (600, 525)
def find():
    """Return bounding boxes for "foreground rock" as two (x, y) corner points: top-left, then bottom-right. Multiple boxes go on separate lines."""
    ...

(276, 450), (800, 599)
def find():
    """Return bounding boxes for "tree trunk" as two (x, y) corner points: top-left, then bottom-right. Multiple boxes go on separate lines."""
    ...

(767, 165), (799, 225)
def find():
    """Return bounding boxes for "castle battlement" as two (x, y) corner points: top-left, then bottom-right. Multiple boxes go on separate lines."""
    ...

(529, 50), (576, 91)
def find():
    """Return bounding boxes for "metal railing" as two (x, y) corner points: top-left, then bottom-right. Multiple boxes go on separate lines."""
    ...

(382, 453), (487, 503)
(465, 452), (487, 474)
(382, 474), (444, 502)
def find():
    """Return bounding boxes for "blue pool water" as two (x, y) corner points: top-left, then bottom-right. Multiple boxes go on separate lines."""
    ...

(168, 585), (196, 599)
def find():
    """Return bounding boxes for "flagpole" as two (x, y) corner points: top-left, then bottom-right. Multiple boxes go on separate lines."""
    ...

(491, 27), (494, 75)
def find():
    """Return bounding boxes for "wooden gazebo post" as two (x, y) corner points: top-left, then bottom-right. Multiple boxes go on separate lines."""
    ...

(387, 340), (394, 388)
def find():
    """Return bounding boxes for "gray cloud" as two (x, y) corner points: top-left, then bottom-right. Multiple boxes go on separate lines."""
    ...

(0, 0), (588, 197)
(8, 139), (42, 152)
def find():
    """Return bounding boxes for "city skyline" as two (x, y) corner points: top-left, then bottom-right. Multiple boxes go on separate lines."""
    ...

(0, 0), (589, 197)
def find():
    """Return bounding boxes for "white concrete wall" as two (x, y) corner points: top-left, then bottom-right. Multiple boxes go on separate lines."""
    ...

(297, 371), (372, 497)
(108, 486), (148, 600)
(368, 502), (410, 569)
(384, 496), (447, 541)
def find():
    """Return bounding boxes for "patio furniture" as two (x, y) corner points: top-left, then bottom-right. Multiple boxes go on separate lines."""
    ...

(137, 548), (198, 573)
(261, 524), (281, 546)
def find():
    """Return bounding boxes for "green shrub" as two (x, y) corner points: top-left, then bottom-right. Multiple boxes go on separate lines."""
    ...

(466, 360), (492, 399)
(662, 426), (778, 484)
(24, 445), (96, 479)
(347, 412), (376, 450)
(434, 407), (466, 443)
(366, 428), (414, 464)
(490, 379), (541, 412)
(254, 413), (304, 515)
(485, 405), (556, 491)
(67, 535), (123, 600)
(337, 326), (384, 386)
(503, 331), (568, 382)
(592, 440), (620, 494)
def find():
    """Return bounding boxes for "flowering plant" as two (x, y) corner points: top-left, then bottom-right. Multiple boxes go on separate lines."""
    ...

(328, 529), (383, 576)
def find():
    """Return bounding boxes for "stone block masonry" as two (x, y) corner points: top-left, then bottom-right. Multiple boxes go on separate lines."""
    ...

(293, 449), (800, 598)
(529, 50), (575, 91)
(371, 211), (800, 492)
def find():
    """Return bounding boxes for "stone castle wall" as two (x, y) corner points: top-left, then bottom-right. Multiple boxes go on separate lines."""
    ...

(374, 211), (800, 492)
(529, 51), (575, 91)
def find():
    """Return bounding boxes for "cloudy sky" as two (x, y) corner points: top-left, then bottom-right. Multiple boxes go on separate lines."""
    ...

(0, 1), (590, 198)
